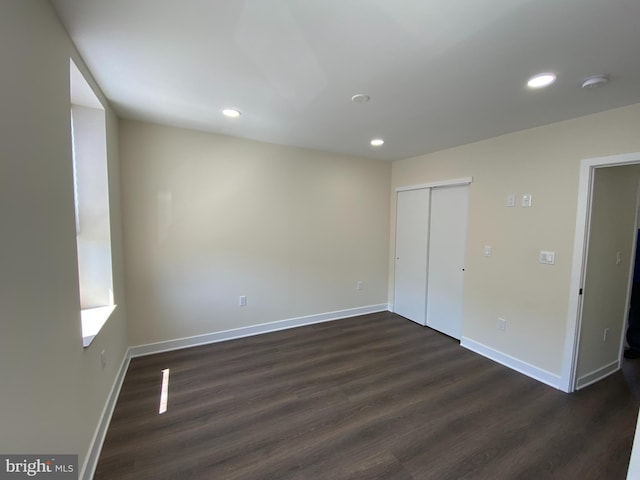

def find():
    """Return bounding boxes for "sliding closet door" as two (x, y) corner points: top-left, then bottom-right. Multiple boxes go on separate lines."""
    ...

(426, 184), (469, 339)
(394, 189), (429, 325)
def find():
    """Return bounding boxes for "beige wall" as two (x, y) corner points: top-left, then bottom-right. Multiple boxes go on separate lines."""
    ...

(0, 0), (128, 475)
(391, 103), (640, 377)
(120, 120), (391, 346)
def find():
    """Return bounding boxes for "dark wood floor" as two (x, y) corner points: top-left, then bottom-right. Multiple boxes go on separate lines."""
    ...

(95, 312), (640, 479)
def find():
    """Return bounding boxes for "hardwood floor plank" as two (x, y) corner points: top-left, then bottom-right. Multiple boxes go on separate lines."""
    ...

(94, 312), (639, 479)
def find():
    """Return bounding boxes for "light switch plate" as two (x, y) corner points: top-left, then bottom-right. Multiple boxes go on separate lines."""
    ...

(522, 194), (532, 208)
(539, 251), (555, 265)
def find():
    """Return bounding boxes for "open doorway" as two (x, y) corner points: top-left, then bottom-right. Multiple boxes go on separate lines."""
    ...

(562, 152), (640, 392)
(574, 165), (640, 389)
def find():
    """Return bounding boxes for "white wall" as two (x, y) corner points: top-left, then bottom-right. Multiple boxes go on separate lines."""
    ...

(119, 120), (391, 346)
(628, 408), (640, 480)
(391, 103), (640, 380)
(0, 0), (128, 475)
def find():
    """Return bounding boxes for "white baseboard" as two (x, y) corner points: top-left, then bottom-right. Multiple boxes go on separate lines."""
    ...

(130, 304), (389, 358)
(461, 337), (561, 389)
(81, 349), (132, 480)
(576, 360), (620, 390)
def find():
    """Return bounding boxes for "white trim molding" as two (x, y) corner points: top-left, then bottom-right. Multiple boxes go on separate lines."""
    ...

(129, 304), (390, 358)
(461, 337), (561, 390)
(575, 360), (620, 390)
(395, 176), (473, 192)
(81, 350), (131, 480)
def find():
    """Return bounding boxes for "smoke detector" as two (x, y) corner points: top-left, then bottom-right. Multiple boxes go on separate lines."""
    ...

(581, 75), (609, 90)
(351, 94), (370, 103)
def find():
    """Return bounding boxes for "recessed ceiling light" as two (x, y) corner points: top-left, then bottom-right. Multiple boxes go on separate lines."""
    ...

(370, 138), (384, 147)
(222, 108), (241, 118)
(351, 94), (370, 103)
(527, 73), (557, 89)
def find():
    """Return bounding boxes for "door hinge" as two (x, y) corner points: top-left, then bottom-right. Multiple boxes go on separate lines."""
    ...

(579, 288), (583, 295)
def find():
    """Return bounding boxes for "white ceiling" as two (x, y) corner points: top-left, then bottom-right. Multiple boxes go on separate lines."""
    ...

(50, 0), (640, 161)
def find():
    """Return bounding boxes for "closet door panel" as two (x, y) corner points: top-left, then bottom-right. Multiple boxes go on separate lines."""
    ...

(426, 185), (469, 339)
(394, 189), (430, 325)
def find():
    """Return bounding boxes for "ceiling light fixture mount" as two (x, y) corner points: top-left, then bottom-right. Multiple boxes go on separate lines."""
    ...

(527, 73), (557, 89)
(370, 138), (384, 147)
(222, 108), (241, 118)
(581, 74), (609, 90)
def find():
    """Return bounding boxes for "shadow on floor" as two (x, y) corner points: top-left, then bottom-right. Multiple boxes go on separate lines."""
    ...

(622, 357), (640, 400)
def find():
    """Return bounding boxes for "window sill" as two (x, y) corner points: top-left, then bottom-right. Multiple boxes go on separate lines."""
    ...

(82, 305), (116, 348)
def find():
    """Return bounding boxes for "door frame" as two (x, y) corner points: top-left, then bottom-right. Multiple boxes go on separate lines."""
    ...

(561, 152), (640, 392)
(395, 177), (473, 194)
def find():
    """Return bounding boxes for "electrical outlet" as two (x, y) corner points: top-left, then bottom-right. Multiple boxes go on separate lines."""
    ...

(239, 295), (247, 307)
(498, 318), (506, 331)
(356, 281), (363, 291)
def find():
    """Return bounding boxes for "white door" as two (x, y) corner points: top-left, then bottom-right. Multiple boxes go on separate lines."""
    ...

(426, 185), (469, 339)
(394, 189), (430, 325)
